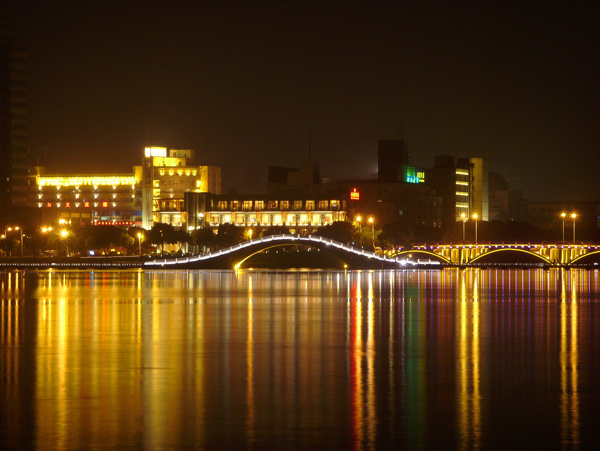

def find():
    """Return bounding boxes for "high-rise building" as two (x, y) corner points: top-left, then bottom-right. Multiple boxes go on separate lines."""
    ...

(377, 139), (409, 183)
(469, 157), (489, 221)
(425, 155), (490, 228)
(0, 15), (29, 210)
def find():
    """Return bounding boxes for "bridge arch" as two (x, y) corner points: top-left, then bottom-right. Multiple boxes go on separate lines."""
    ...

(394, 249), (451, 264)
(233, 243), (348, 269)
(146, 234), (399, 269)
(470, 248), (551, 265)
(570, 250), (600, 265)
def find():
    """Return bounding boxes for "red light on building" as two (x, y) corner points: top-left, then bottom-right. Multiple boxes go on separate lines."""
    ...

(350, 188), (360, 200)
(102, 201), (108, 208)
(46, 202), (52, 208)
(84, 202), (90, 208)
(65, 202), (71, 208)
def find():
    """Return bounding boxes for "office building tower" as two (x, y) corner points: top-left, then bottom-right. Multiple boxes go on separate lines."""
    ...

(377, 139), (409, 183)
(0, 15), (29, 209)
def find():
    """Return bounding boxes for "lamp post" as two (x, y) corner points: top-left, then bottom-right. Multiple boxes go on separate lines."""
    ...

(460, 212), (467, 242)
(5, 226), (24, 256)
(571, 213), (577, 243)
(137, 232), (143, 256)
(41, 226), (53, 257)
(60, 229), (69, 256)
(560, 212), (566, 243)
(368, 217), (374, 250)
(356, 215), (362, 248)
(15, 226), (23, 256)
(472, 213), (479, 245)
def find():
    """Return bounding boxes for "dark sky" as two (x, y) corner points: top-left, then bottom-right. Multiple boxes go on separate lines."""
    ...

(3, 1), (599, 200)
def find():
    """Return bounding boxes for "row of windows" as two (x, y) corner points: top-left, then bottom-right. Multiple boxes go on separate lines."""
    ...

(36, 193), (138, 200)
(212, 199), (341, 211)
(208, 212), (339, 227)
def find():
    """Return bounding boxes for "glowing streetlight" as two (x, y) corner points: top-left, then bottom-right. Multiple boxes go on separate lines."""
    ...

(368, 217), (374, 250)
(472, 213), (479, 245)
(355, 215), (363, 248)
(560, 212), (566, 243)
(460, 212), (467, 242)
(60, 229), (69, 257)
(571, 213), (577, 243)
(5, 226), (24, 256)
(137, 232), (143, 255)
(12, 226), (24, 257)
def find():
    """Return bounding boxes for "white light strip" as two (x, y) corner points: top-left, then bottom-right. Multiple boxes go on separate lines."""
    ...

(144, 234), (412, 267)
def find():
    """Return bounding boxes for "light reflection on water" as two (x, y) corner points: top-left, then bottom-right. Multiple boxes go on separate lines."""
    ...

(1, 269), (599, 450)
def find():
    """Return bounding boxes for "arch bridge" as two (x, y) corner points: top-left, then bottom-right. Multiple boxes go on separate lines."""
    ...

(408, 243), (600, 266)
(145, 234), (417, 270)
(146, 238), (600, 270)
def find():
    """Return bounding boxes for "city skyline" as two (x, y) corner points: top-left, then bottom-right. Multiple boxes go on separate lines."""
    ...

(3, 1), (599, 200)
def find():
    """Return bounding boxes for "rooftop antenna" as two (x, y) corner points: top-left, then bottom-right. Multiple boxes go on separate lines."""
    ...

(397, 121), (404, 140)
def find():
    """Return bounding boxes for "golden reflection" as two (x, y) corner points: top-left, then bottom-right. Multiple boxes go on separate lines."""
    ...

(366, 273), (376, 447)
(246, 275), (255, 444)
(560, 272), (580, 448)
(350, 273), (364, 449)
(458, 269), (481, 450)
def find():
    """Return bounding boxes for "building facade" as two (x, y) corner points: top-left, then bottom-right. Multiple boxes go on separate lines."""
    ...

(0, 20), (29, 210)
(185, 192), (347, 235)
(31, 147), (221, 229)
(138, 147), (221, 229)
(425, 155), (489, 228)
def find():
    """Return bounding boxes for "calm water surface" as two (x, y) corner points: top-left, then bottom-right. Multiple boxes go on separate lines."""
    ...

(1, 268), (599, 450)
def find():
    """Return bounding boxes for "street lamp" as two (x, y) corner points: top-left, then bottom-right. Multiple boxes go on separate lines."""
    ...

(571, 213), (577, 243)
(368, 217), (374, 250)
(560, 212), (566, 243)
(5, 226), (24, 256)
(137, 232), (143, 255)
(472, 213), (479, 245)
(15, 226), (23, 257)
(355, 215), (363, 248)
(60, 229), (69, 256)
(460, 212), (467, 242)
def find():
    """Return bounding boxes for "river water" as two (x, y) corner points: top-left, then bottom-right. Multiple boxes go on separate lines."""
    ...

(1, 269), (599, 450)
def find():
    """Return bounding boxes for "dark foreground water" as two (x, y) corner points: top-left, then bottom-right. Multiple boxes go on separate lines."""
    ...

(1, 269), (599, 450)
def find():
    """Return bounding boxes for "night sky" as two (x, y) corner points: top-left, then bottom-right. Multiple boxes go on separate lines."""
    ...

(3, 1), (599, 200)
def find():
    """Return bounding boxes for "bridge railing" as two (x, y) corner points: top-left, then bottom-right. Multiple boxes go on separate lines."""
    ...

(144, 234), (405, 267)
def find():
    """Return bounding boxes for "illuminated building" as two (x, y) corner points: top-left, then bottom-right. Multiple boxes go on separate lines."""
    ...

(31, 147), (221, 229)
(0, 18), (29, 209)
(185, 192), (346, 234)
(139, 147), (221, 229)
(425, 155), (489, 228)
(33, 172), (142, 225)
